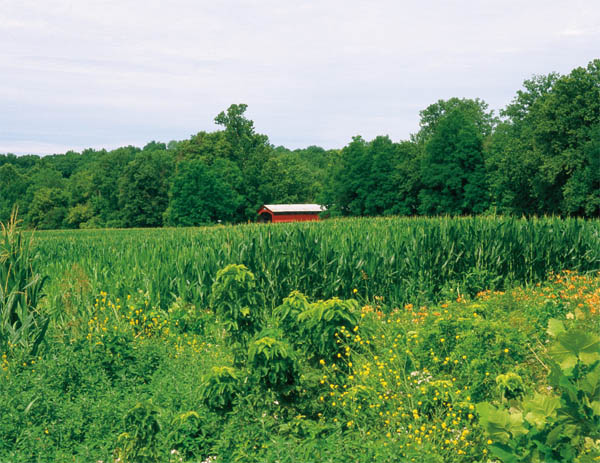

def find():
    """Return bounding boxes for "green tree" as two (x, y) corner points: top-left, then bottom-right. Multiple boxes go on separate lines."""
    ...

(364, 136), (401, 215)
(88, 147), (137, 227)
(488, 60), (600, 217)
(415, 97), (497, 145)
(214, 104), (274, 220)
(0, 164), (29, 223)
(389, 141), (421, 216)
(562, 125), (600, 216)
(418, 108), (489, 215)
(322, 136), (369, 216)
(533, 60), (600, 216)
(165, 159), (241, 226)
(26, 187), (70, 229)
(118, 150), (174, 227)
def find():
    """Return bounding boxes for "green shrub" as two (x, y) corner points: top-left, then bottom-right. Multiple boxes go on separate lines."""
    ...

(209, 264), (265, 357)
(273, 290), (311, 340)
(167, 297), (212, 335)
(115, 400), (163, 463)
(297, 297), (359, 363)
(167, 410), (220, 462)
(199, 366), (241, 412)
(248, 329), (299, 395)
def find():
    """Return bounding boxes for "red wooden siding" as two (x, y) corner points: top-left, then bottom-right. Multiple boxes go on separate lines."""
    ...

(272, 213), (320, 223)
(257, 206), (322, 223)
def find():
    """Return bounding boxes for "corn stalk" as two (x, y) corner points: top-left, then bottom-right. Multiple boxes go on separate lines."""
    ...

(0, 209), (48, 355)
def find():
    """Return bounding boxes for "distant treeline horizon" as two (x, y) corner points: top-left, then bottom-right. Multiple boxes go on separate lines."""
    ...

(1, 59), (598, 229)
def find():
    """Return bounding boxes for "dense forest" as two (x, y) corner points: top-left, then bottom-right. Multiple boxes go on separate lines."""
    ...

(1, 60), (598, 229)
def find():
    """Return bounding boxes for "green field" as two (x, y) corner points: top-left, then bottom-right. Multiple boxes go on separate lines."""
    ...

(1, 216), (599, 462)
(36, 216), (600, 310)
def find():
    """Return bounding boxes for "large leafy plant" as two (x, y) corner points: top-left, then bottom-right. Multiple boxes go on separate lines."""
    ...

(115, 401), (163, 463)
(199, 366), (241, 412)
(477, 317), (600, 462)
(248, 328), (299, 395)
(209, 264), (265, 362)
(297, 297), (359, 362)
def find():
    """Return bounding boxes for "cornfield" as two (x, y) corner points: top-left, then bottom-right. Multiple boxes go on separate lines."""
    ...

(35, 216), (600, 310)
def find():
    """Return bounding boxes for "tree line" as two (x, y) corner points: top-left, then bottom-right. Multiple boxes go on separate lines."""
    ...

(1, 60), (598, 229)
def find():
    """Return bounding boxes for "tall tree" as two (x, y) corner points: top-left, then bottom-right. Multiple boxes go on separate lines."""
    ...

(419, 108), (489, 215)
(88, 147), (137, 227)
(488, 60), (600, 216)
(364, 136), (400, 216)
(0, 164), (29, 223)
(118, 150), (174, 227)
(415, 97), (497, 145)
(390, 141), (421, 216)
(165, 159), (241, 226)
(26, 187), (70, 229)
(214, 104), (274, 220)
(322, 136), (370, 216)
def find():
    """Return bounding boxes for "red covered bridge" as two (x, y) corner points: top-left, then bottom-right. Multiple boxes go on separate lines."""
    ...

(257, 204), (327, 223)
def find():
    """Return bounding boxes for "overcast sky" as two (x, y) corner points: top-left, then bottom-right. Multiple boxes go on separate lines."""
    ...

(1, 0), (599, 155)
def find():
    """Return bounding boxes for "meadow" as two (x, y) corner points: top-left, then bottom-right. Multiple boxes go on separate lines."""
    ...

(1, 216), (599, 462)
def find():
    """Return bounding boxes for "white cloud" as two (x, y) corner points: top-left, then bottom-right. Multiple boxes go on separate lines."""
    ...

(560, 27), (600, 36)
(1, 0), (599, 153)
(0, 140), (122, 156)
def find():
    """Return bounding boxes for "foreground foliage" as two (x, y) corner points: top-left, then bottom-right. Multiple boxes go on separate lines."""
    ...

(0, 255), (598, 461)
(478, 318), (600, 462)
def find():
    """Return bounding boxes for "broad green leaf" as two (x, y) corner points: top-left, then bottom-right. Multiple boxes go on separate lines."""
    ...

(547, 318), (566, 337)
(546, 424), (564, 446)
(476, 402), (527, 443)
(508, 410), (528, 438)
(489, 442), (520, 463)
(523, 393), (560, 428)
(548, 329), (600, 369)
(580, 363), (600, 398)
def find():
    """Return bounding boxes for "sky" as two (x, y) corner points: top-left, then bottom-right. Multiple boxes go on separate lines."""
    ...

(1, 0), (599, 155)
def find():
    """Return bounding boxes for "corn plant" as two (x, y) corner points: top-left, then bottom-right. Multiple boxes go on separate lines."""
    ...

(33, 216), (600, 315)
(0, 209), (48, 355)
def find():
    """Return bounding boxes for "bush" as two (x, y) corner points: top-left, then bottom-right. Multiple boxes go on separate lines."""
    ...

(297, 297), (360, 362)
(199, 366), (241, 412)
(115, 400), (163, 463)
(209, 264), (265, 360)
(248, 328), (299, 395)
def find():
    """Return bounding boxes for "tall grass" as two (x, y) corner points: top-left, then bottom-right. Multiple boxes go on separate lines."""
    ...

(0, 210), (48, 354)
(35, 216), (600, 312)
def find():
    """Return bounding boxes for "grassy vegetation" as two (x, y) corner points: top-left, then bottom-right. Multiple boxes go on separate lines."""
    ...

(1, 216), (599, 462)
(36, 216), (600, 310)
